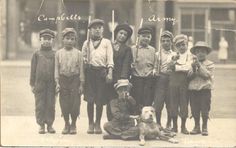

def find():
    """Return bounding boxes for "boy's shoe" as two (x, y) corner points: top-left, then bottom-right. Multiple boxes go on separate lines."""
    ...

(70, 124), (77, 134)
(87, 123), (94, 134)
(171, 127), (178, 133)
(181, 127), (190, 135)
(47, 125), (56, 134)
(202, 127), (208, 136)
(39, 125), (45, 134)
(62, 124), (70, 134)
(190, 126), (201, 135)
(94, 123), (102, 134)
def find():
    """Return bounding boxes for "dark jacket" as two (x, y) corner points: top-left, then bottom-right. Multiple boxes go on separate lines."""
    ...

(113, 44), (133, 82)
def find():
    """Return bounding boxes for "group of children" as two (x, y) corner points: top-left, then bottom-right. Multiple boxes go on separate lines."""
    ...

(30, 18), (214, 139)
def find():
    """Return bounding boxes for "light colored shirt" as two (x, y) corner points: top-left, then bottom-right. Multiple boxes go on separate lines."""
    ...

(55, 47), (84, 81)
(188, 60), (214, 90)
(175, 52), (193, 72)
(131, 45), (156, 77)
(82, 38), (114, 68)
(154, 49), (175, 74)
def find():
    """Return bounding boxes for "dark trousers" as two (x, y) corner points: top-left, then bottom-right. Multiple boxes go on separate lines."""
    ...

(189, 89), (211, 118)
(84, 66), (107, 105)
(34, 80), (55, 126)
(153, 73), (171, 115)
(130, 76), (155, 114)
(169, 72), (189, 118)
(59, 74), (81, 120)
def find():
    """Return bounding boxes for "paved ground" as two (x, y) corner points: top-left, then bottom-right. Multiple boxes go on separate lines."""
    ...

(1, 61), (236, 147)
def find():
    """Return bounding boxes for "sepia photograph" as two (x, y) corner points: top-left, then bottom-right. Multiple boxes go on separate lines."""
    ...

(1, 0), (236, 147)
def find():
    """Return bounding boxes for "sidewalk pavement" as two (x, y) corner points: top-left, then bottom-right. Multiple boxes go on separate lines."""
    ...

(1, 116), (236, 147)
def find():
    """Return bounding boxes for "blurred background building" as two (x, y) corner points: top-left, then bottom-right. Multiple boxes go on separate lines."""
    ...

(1, 0), (236, 62)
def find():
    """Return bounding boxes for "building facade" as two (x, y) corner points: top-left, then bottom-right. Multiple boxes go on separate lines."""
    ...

(1, 0), (236, 61)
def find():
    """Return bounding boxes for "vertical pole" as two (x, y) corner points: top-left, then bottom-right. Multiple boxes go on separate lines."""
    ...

(57, 0), (64, 49)
(112, 10), (115, 43)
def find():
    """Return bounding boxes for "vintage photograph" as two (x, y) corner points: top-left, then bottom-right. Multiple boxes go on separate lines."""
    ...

(1, 0), (236, 147)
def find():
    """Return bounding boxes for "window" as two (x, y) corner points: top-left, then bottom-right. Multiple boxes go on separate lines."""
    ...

(180, 9), (207, 43)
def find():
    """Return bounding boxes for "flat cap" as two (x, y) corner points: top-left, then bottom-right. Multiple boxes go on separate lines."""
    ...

(62, 28), (77, 37)
(190, 41), (212, 55)
(88, 19), (104, 29)
(173, 34), (188, 45)
(39, 29), (55, 38)
(138, 27), (153, 35)
(161, 30), (173, 39)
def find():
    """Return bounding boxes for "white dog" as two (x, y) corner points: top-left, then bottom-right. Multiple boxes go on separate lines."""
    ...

(138, 106), (178, 146)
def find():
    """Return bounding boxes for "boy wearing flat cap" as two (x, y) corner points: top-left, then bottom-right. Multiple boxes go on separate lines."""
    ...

(82, 19), (114, 134)
(103, 79), (139, 140)
(130, 27), (156, 114)
(168, 34), (193, 134)
(106, 23), (133, 121)
(30, 28), (56, 134)
(188, 41), (214, 136)
(55, 28), (84, 135)
(153, 30), (175, 131)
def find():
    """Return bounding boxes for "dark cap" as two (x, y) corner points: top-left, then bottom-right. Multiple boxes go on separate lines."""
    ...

(190, 41), (212, 55)
(114, 24), (133, 42)
(88, 19), (104, 29)
(161, 30), (173, 39)
(39, 29), (56, 38)
(138, 27), (153, 35)
(62, 28), (77, 37)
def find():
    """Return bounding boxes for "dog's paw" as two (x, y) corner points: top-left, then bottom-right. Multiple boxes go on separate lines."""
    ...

(139, 140), (145, 146)
(168, 138), (179, 144)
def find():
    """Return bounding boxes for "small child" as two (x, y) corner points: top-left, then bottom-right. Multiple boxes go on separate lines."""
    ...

(30, 28), (56, 134)
(103, 79), (139, 140)
(188, 41), (214, 136)
(55, 28), (84, 135)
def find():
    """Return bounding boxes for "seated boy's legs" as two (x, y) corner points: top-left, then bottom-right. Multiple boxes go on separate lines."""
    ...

(103, 122), (122, 139)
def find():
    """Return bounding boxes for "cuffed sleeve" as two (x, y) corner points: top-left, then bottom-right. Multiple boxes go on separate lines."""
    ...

(106, 40), (114, 68)
(54, 51), (60, 83)
(197, 62), (214, 80)
(30, 52), (37, 87)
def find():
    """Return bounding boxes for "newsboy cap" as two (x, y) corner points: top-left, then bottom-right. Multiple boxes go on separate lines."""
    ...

(114, 24), (133, 42)
(39, 29), (56, 38)
(114, 79), (133, 91)
(190, 41), (212, 55)
(138, 27), (153, 35)
(173, 34), (188, 45)
(62, 28), (77, 37)
(161, 30), (173, 39)
(88, 19), (104, 29)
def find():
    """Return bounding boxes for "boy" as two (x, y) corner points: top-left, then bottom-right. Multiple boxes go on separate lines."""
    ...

(130, 27), (156, 114)
(103, 79), (139, 140)
(82, 19), (114, 134)
(55, 28), (84, 135)
(188, 41), (214, 136)
(153, 30), (175, 130)
(30, 28), (56, 134)
(168, 34), (193, 134)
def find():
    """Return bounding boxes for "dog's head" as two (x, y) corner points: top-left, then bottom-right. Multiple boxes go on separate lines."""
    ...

(140, 106), (155, 123)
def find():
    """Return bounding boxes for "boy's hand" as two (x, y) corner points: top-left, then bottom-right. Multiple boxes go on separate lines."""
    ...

(31, 86), (35, 93)
(106, 69), (113, 83)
